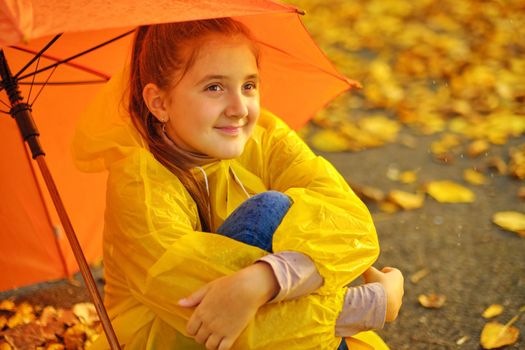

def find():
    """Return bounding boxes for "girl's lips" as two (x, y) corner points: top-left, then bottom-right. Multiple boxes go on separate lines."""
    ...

(214, 125), (244, 135)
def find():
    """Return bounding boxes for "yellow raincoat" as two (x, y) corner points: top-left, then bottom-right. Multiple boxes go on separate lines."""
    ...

(73, 71), (388, 350)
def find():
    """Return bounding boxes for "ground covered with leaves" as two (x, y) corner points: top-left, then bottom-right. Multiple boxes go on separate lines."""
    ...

(1, 0), (525, 349)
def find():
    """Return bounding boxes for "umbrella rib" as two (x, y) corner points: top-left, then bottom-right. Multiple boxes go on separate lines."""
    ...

(26, 56), (41, 104)
(14, 34), (62, 79)
(19, 80), (107, 85)
(0, 95), (10, 113)
(259, 41), (353, 84)
(16, 30), (135, 81)
(12, 46), (110, 81)
(30, 66), (57, 107)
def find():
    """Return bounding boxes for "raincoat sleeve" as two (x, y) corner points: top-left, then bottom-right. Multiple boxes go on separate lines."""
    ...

(103, 148), (346, 350)
(257, 110), (380, 294)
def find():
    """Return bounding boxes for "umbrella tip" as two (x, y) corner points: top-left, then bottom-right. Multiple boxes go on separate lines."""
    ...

(348, 79), (363, 89)
(292, 6), (306, 16)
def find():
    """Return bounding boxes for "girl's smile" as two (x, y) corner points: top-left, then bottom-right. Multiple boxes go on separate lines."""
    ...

(214, 124), (247, 135)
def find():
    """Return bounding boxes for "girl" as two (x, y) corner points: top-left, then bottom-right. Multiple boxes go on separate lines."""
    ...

(74, 18), (403, 350)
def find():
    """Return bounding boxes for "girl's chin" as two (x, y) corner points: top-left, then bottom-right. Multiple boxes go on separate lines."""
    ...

(213, 151), (244, 160)
(210, 145), (247, 160)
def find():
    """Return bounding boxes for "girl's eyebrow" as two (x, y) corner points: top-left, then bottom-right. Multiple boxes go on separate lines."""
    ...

(196, 73), (259, 86)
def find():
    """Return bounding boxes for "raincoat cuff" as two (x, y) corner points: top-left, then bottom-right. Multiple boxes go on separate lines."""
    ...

(334, 282), (387, 337)
(257, 251), (324, 303)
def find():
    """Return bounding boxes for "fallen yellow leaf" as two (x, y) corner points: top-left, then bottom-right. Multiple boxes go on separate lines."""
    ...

(72, 303), (98, 326)
(410, 268), (430, 284)
(482, 304), (504, 319)
(418, 293), (446, 309)
(399, 170), (418, 184)
(378, 201), (399, 214)
(467, 139), (490, 157)
(0, 300), (15, 311)
(426, 180), (475, 203)
(456, 336), (470, 345)
(358, 115), (401, 142)
(7, 302), (35, 328)
(509, 144), (525, 179)
(310, 129), (350, 152)
(64, 324), (88, 350)
(388, 190), (425, 210)
(386, 166), (400, 181)
(492, 211), (525, 237)
(448, 116), (467, 132)
(352, 184), (385, 202)
(480, 322), (519, 349)
(431, 134), (461, 155)
(464, 169), (487, 185)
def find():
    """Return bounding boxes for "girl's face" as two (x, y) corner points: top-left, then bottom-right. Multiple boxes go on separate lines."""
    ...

(152, 34), (260, 160)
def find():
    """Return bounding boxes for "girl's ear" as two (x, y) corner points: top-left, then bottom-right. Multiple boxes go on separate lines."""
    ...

(142, 83), (168, 122)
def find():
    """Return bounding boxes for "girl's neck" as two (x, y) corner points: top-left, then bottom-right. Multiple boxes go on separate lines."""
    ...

(159, 124), (216, 168)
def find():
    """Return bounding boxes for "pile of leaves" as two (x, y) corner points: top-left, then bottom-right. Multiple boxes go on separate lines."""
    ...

(294, 0), (524, 143)
(0, 300), (100, 350)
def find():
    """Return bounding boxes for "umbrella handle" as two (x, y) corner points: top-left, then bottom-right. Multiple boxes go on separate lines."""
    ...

(1, 49), (122, 350)
(36, 156), (122, 350)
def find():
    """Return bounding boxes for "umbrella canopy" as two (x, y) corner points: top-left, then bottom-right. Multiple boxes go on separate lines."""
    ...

(0, 0), (357, 291)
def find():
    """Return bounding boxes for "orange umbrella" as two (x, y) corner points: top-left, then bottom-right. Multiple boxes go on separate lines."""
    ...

(0, 0), (357, 347)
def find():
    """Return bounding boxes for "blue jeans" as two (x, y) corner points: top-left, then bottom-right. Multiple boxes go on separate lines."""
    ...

(217, 191), (348, 350)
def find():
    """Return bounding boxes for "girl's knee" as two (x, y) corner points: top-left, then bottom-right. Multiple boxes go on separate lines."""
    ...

(252, 191), (292, 208)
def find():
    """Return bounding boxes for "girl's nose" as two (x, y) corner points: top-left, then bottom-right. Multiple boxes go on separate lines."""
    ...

(225, 92), (249, 119)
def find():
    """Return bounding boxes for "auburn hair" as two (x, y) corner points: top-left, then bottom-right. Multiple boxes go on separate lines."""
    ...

(128, 18), (259, 232)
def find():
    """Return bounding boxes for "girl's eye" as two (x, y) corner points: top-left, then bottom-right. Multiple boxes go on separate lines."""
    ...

(206, 84), (223, 92)
(243, 82), (257, 90)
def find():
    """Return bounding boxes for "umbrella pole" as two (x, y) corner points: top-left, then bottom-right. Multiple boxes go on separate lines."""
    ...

(0, 49), (121, 350)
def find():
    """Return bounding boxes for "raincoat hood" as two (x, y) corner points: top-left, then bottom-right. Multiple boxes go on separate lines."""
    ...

(73, 67), (144, 173)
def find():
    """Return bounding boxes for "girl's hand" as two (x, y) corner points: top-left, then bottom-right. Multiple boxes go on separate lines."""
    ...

(362, 266), (404, 322)
(178, 262), (279, 350)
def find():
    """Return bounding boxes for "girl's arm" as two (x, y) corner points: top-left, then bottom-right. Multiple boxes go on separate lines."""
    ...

(180, 260), (400, 349)
(251, 110), (381, 293)
(259, 253), (403, 328)
(178, 262), (279, 350)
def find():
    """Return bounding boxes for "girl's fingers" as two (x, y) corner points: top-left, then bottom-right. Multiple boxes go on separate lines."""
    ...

(362, 266), (380, 282)
(186, 317), (202, 336)
(179, 284), (209, 307)
(195, 324), (211, 344)
(363, 266), (379, 276)
(218, 337), (234, 350)
(205, 334), (224, 350)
